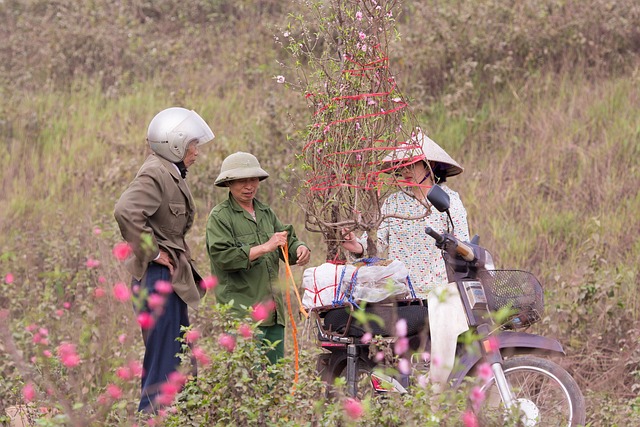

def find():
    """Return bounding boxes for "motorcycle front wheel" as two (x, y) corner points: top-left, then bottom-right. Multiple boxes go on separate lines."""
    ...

(478, 356), (586, 426)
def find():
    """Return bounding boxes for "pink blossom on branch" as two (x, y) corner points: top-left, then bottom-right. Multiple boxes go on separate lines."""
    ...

(112, 242), (132, 261)
(251, 300), (275, 322)
(137, 312), (155, 330)
(5, 273), (14, 284)
(154, 280), (173, 294)
(116, 366), (132, 381)
(85, 258), (101, 268)
(23, 382), (36, 402)
(57, 342), (81, 368)
(469, 386), (486, 410)
(477, 362), (493, 384)
(238, 323), (253, 339)
(200, 276), (218, 290)
(343, 397), (364, 420)
(147, 293), (166, 311)
(112, 282), (131, 302)
(192, 346), (211, 366)
(106, 384), (123, 400)
(218, 334), (236, 352)
(184, 329), (200, 344)
(462, 410), (479, 427)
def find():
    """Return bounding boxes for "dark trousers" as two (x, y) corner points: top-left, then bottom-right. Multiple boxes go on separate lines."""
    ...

(132, 263), (190, 413)
(257, 324), (285, 365)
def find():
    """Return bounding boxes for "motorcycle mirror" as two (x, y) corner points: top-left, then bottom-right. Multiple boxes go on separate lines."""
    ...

(427, 184), (450, 212)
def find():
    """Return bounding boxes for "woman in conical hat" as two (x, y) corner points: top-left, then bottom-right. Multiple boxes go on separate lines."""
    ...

(341, 130), (470, 388)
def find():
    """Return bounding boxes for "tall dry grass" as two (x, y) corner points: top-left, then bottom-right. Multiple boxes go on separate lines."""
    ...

(1, 0), (639, 424)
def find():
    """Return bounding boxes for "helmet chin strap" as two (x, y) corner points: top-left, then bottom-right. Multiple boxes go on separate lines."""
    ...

(176, 161), (188, 178)
(417, 170), (431, 185)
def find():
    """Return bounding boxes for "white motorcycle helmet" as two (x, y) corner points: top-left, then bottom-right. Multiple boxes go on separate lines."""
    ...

(147, 107), (215, 163)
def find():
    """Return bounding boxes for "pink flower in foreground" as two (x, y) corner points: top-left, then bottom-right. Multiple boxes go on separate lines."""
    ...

(23, 383), (36, 402)
(184, 329), (200, 344)
(160, 381), (180, 397)
(147, 293), (166, 311)
(395, 319), (407, 337)
(5, 273), (14, 284)
(167, 371), (187, 387)
(129, 360), (144, 378)
(137, 312), (155, 330)
(394, 337), (409, 355)
(469, 386), (485, 409)
(116, 366), (132, 381)
(361, 332), (372, 344)
(57, 342), (81, 368)
(112, 282), (131, 302)
(218, 334), (236, 352)
(155, 392), (175, 407)
(85, 258), (101, 268)
(343, 398), (364, 420)
(251, 300), (275, 322)
(112, 242), (132, 261)
(477, 362), (493, 383)
(192, 346), (211, 366)
(462, 410), (479, 427)
(154, 280), (173, 294)
(106, 384), (122, 400)
(200, 276), (218, 290)
(238, 323), (253, 339)
(398, 358), (411, 375)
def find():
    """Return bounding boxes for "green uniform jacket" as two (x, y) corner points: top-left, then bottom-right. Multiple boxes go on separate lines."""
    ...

(206, 193), (306, 327)
(114, 154), (205, 309)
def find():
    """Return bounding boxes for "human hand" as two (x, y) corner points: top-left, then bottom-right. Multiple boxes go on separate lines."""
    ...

(265, 231), (288, 252)
(154, 249), (175, 275)
(340, 228), (363, 255)
(295, 246), (311, 266)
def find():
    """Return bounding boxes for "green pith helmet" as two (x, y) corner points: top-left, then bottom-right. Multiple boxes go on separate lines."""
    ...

(147, 107), (215, 163)
(214, 152), (269, 187)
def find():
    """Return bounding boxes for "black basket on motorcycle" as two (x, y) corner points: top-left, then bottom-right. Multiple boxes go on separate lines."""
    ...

(479, 269), (544, 329)
(310, 298), (428, 340)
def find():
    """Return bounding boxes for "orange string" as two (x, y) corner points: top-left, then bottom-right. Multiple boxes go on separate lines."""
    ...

(280, 243), (303, 392)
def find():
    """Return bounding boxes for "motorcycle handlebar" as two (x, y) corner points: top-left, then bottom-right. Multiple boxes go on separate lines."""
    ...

(425, 226), (476, 262)
(425, 226), (445, 244)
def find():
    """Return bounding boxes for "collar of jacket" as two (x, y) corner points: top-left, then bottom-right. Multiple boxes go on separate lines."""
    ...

(153, 153), (183, 181)
(227, 192), (269, 213)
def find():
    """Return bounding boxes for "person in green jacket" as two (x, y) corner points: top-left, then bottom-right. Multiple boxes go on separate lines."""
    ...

(206, 152), (311, 363)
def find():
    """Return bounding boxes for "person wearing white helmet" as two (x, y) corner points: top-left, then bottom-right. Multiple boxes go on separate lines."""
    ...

(114, 107), (214, 413)
(341, 130), (470, 390)
(206, 152), (311, 364)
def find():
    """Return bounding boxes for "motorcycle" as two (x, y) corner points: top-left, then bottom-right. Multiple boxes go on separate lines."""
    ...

(310, 184), (586, 426)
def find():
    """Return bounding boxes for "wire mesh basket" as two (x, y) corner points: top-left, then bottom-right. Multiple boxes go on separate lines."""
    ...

(479, 269), (544, 329)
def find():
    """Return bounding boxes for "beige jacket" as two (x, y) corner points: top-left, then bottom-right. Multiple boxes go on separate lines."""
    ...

(114, 154), (204, 309)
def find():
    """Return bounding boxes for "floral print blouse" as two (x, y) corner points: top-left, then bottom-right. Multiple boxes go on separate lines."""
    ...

(359, 185), (470, 298)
